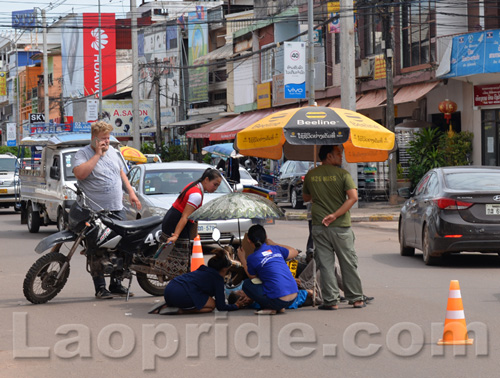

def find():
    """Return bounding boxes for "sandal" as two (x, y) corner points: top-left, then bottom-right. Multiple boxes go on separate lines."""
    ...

(160, 307), (180, 315)
(254, 309), (277, 315)
(352, 301), (366, 308)
(148, 301), (167, 314)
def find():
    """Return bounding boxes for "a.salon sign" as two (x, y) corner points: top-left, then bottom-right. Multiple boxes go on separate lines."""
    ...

(284, 42), (306, 99)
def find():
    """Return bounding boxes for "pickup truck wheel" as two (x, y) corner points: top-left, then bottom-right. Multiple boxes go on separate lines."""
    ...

(27, 203), (40, 233)
(57, 209), (67, 231)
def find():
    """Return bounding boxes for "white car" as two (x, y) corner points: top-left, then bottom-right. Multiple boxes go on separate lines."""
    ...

(239, 167), (258, 186)
(123, 161), (253, 245)
(0, 153), (19, 209)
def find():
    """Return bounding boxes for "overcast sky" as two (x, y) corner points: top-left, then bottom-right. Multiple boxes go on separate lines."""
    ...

(0, 0), (137, 31)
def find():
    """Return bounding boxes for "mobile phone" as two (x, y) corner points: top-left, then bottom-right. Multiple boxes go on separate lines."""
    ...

(91, 137), (99, 148)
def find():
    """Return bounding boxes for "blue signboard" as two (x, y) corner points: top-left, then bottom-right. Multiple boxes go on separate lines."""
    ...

(443, 29), (500, 78)
(12, 10), (37, 29)
(73, 122), (92, 133)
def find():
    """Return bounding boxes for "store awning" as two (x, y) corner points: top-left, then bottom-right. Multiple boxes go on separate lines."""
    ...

(394, 82), (440, 104)
(356, 90), (387, 110)
(186, 116), (236, 139)
(209, 109), (275, 141)
(194, 44), (233, 64)
(168, 118), (211, 128)
(329, 97), (341, 108)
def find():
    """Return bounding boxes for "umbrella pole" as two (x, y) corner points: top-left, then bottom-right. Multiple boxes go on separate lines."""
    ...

(238, 219), (241, 252)
(312, 258), (317, 307)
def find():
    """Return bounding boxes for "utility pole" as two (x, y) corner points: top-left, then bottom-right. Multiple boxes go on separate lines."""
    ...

(154, 58), (162, 154)
(307, 0), (315, 106)
(383, 1), (398, 204)
(340, 0), (358, 206)
(42, 9), (49, 125)
(98, 0), (102, 119)
(131, 0), (141, 150)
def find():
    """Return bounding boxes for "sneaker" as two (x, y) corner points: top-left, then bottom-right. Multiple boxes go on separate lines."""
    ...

(95, 287), (113, 299)
(109, 284), (134, 297)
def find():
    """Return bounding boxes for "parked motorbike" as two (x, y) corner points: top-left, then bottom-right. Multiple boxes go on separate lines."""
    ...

(23, 184), (190, 304)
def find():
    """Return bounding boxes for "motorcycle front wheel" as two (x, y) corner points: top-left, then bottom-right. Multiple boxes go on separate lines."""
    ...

(23, 252), (70, 304)
(136, 272), (168, 296)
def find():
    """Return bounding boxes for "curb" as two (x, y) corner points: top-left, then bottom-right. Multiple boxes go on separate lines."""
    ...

(352, 214), (399, 222)
(284, 213), (399, 222)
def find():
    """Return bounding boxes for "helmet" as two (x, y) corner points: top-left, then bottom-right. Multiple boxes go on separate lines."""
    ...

(68, 202), (91, 233)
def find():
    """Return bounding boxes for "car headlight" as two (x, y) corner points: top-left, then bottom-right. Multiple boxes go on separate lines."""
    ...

(149, 206), (167, 217)
(63, 187), (77, 201)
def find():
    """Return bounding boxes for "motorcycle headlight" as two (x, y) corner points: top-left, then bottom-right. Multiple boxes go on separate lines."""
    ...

(148, 206), (167, 217)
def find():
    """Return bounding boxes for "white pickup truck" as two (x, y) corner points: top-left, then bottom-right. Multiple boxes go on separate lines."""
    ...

(17, 133), (126, 233)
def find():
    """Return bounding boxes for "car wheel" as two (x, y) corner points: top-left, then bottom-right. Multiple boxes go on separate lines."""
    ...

(27, 203), (40, 233)
(290, 188), (304, 209)
(422, 226), (439, 266)
(399, 220), (415, 256)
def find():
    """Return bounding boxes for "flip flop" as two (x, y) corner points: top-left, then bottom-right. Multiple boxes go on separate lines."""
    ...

(148, 301), (167, 314)
(254, 309), (277, 315)
(352, 301), (366, 309)
(160, 306), (180, 315)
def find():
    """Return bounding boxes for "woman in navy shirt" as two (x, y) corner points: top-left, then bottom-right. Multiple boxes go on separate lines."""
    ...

(239, 224), (299, 315)
(150, 254), (248, 315)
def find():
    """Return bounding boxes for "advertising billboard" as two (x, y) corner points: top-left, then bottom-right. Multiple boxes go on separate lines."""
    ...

(188, 6), (208, 104)
(284, 42), (306, 99)
(83, 13), (116, 97)
(88, 100), (154, 137)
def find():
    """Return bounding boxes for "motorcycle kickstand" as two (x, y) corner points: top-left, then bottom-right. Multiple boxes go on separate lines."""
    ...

(126, 276), (133, 302)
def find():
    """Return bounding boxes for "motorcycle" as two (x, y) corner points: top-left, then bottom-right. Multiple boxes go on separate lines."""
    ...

(23, 184), (191, 304)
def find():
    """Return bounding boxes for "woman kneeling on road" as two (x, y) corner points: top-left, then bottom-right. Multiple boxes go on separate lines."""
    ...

(149, 254), (249, 315)
(239, 224), (299, 315)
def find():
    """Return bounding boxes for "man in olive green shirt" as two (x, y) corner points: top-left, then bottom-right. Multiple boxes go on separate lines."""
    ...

(302, 145), (365, 310)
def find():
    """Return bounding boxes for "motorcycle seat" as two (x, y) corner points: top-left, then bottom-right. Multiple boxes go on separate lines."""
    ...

(103, 215), (163, 231)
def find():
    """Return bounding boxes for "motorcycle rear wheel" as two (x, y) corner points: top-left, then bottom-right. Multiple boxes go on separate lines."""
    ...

(23, 252), (70, 304)
(136, 272), (168, 296)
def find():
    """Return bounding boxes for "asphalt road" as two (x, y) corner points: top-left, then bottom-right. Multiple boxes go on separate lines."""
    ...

(1, 209), (499, 377)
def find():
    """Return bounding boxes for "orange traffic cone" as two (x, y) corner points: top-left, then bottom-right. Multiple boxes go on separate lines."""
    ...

(190, 235), (205, 272)
(437, 280), (474, 345)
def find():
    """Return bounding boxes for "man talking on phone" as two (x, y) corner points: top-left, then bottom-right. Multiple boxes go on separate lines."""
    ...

(73, 120), (142, 299)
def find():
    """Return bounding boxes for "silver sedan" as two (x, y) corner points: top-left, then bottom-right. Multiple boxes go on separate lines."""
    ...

(123, 161), (252, 244)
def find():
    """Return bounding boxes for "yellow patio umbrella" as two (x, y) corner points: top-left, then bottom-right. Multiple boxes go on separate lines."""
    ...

(235, 107), (395, 163)
(120, 146), (147, 163)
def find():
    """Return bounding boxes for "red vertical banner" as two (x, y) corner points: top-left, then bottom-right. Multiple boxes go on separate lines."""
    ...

(83, 13), (116, 97)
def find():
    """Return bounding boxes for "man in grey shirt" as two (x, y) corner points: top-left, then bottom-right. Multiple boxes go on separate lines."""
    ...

(74, 121), (141, 299)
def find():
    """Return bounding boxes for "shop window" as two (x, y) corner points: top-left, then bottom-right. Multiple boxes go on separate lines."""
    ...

(400, 0), (436, 68)
(481, 109), (500, 166)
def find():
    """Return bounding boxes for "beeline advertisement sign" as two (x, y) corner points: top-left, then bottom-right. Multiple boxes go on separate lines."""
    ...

(83, 13), (116, 97)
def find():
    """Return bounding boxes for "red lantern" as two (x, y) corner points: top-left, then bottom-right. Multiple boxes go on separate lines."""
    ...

(438, 99), (458, 124)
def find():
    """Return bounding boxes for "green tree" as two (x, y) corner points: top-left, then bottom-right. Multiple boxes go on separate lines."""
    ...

(407, 128), (473, 188)
(161, 144), (188, 162)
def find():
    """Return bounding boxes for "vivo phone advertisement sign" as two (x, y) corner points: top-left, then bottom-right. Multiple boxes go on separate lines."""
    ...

(284, 42), (306, 99)
(82, 13), (116, 98)
(6, 123), (16, 147)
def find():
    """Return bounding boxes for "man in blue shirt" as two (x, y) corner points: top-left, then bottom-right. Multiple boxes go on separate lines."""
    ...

(238, 224), (299, 315)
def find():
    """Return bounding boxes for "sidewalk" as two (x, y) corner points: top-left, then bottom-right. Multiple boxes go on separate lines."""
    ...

(284, 200), (403, 222)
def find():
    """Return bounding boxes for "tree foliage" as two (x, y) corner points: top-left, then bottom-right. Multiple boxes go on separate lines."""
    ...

(407, 128), (473, 188)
